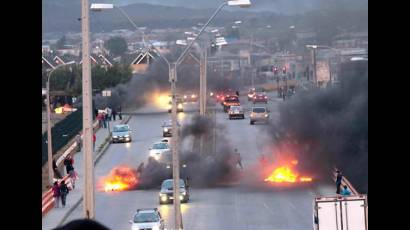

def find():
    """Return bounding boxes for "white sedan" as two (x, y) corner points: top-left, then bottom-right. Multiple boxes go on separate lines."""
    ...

(149, 142), (171, 161)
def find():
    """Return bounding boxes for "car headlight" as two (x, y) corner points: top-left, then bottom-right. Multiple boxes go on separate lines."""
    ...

(191, 94), (196, 98)
(112, 136), (118, 138)
(160, 194), (168, 202)
(178, 104), (183, 109)
(184, 95), (187, 99)
(250, 114), (254, 117)
(265, 114), (268, 117)
(179, 195), (184, 200)
(164, 128), (168, 132)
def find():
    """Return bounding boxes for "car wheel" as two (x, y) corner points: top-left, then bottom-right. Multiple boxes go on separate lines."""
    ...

(242, 115), (245, 119)
(250, 121), (254, 125)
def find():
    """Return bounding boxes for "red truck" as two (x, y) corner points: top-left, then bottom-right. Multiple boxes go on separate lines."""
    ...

(222, 95), (240, 112)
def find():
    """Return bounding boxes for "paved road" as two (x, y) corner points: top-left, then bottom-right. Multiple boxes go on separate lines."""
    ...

(63, 93), (335, 230)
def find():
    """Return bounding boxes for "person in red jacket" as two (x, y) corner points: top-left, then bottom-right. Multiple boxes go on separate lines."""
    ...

(52, 181), (61, 208)
(93, 133), (96, 151)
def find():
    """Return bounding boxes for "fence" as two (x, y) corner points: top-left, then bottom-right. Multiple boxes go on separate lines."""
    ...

(42, 107), (83, 166)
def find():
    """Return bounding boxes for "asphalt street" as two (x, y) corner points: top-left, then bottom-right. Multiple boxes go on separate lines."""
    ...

(63, 93), (335, 230)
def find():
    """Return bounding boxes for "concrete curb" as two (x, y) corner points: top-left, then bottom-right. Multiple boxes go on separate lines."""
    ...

(56, 115), (132, 227)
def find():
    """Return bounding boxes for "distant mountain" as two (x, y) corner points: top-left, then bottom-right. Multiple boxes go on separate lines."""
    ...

(42, 0), (367, 34)
(116, 0), (367, 13)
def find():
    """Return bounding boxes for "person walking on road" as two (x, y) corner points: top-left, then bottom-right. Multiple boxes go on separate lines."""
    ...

(59, 180), (69, 208)
(93, 133), (96, 151)
(97, 113), (103, 128)
(52, 181), (61, 208)
(336, 170), (343, 194)
(341, 185), (351, 196)
(234, 149), (243, 170)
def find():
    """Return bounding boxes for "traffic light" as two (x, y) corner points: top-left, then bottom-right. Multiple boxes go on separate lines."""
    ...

(282, 67), (287, 74)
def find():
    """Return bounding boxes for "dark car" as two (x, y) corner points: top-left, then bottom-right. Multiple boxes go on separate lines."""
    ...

(158, 179), (190, 204)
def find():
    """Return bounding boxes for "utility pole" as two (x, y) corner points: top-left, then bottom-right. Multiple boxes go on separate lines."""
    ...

(46, 80), (54, 185)
(199, 47), (207, 116)
(312, 48), (317, 86)
(169, 64), (182, 229)
(81, 0), (95, 219)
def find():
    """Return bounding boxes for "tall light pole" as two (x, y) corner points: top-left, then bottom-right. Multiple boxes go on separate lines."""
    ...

(82, 0), (95, 219)
(46, 61), (76, 185)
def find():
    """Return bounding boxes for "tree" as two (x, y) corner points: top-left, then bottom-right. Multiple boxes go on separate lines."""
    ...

(105, 37), (128, 56)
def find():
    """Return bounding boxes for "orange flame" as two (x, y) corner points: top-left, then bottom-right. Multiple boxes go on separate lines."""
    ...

(264, 160), (312, 183)
(99, 166), (139, 192)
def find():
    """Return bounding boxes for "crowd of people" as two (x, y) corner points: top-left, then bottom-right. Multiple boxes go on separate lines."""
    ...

(95, 106), (122, 129)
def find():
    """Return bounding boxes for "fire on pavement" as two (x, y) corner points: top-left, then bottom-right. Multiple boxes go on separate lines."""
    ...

(99, 166), (140, 192)
(264, 159), (313, 184)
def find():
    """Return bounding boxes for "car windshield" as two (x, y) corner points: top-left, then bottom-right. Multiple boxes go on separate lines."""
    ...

(162, 179), (185, 190)
(133, 212), (159, 223)
(230, 106), (242, 111)
(253, 108), (266, 113)
(255, 87), (265, 92)
(113, 126), (129, 132)
(153, 143), (169, 149)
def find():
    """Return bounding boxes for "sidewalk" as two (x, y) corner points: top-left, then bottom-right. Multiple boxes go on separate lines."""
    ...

(42, 116), (129, 230)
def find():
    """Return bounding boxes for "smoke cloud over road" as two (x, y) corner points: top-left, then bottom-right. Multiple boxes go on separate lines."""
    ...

(266, 61), (368, 192)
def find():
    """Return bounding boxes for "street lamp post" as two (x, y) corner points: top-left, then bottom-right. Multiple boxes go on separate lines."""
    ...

(46, 61), (76, 185)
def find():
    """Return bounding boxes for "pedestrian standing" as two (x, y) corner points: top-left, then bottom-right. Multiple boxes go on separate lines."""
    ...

(97, 113), (103, 128)
(59, 180), (69, 208)
(53, 159), (62, 179)
(112, 108), (117, 121)
(103, 113), (107, 128)
(106, 107), (112, 121)
(52, 181), (61, 208)
(75, 134), (81, 152)
(64, 156), (76, 189)
(336, 170), (343, 194)
(118, 106), (122, 120)
(93, 133), (96, 151)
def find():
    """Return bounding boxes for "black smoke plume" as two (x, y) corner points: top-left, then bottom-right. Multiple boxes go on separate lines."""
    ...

(266, 60), (368, 193)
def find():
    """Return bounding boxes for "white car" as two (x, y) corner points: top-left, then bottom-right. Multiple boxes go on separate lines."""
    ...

(228, 105), (245, 119)
(149, 142), (171, 161)
(128, 208), (164, 230)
